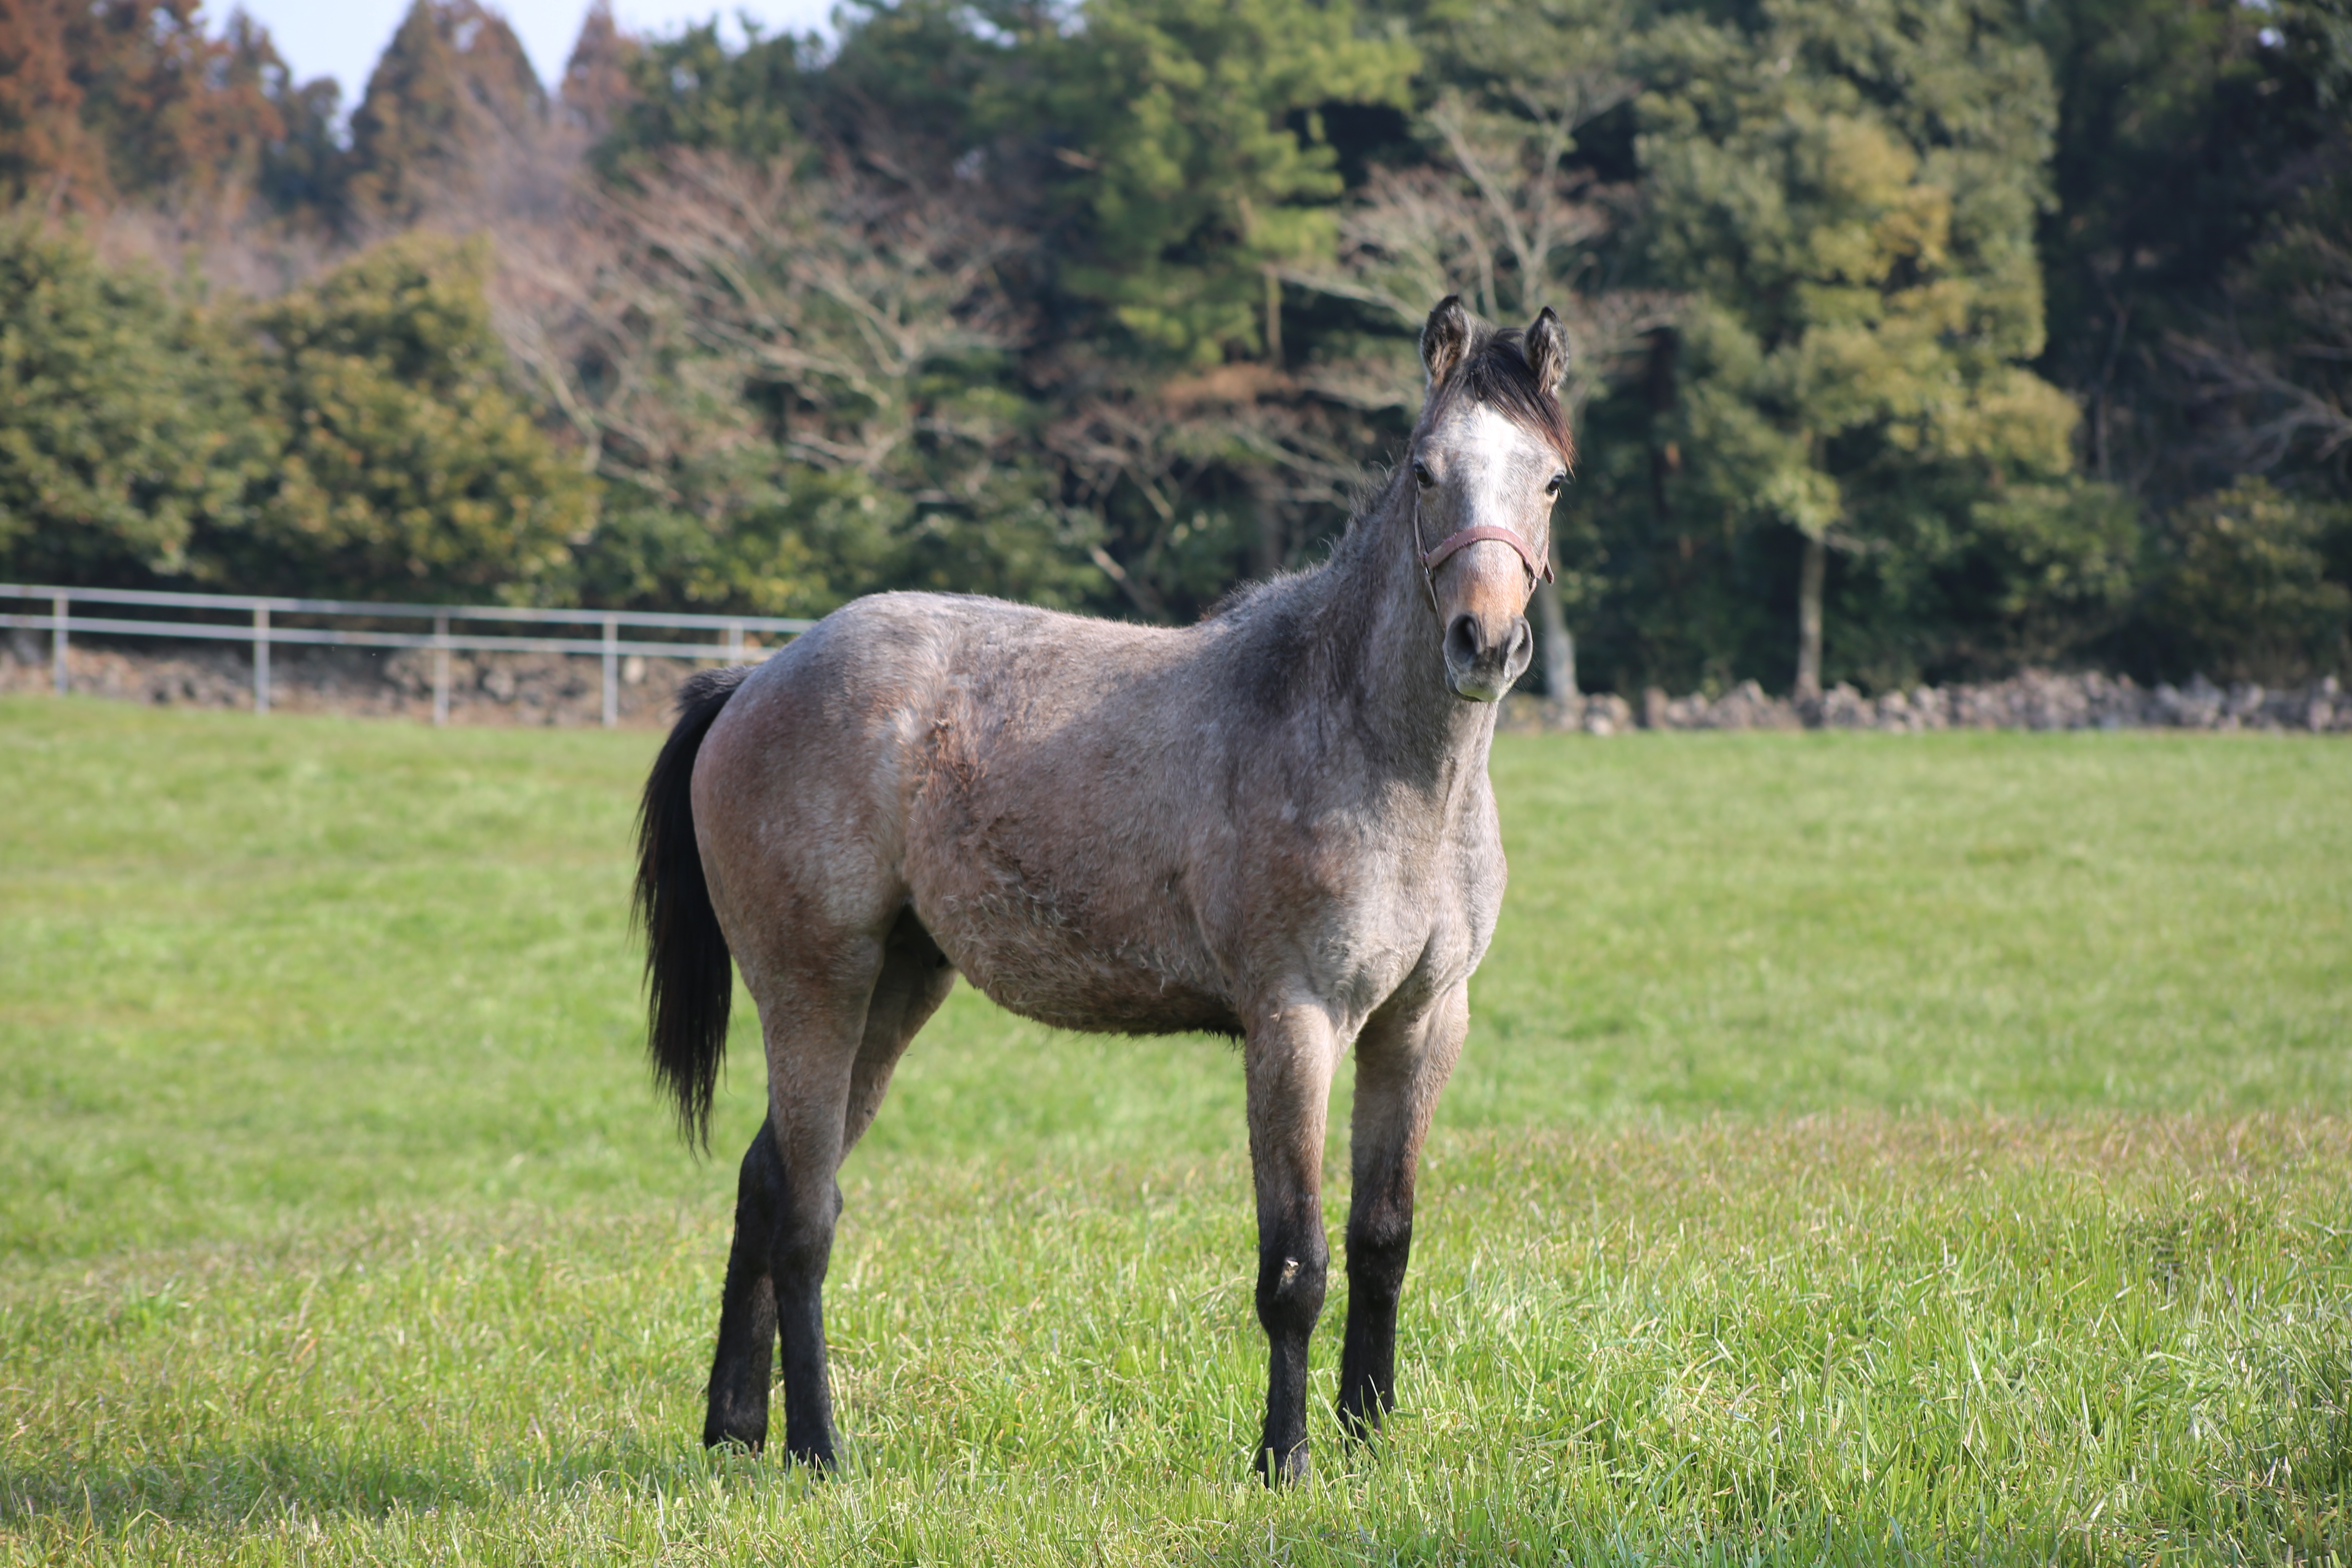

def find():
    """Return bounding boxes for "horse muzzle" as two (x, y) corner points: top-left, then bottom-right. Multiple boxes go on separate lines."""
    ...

(1443, 611), (1533, 703)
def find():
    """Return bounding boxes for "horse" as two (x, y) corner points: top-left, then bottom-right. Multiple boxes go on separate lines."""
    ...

(633, 296), (1572, 1483)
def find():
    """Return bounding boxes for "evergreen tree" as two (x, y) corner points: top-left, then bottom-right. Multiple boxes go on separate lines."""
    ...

(346, 0), (548, 231)
(559, 2), (636, 140)
(0, 0), (308, 216)
(0, 218), (263, 583)
(238, 233), (595, 600)
(1629, 0), (2120, 693)
(0, 0), (107, 208)
(2029, 0), (2333, 505)
(1016, 0), (1417, 366)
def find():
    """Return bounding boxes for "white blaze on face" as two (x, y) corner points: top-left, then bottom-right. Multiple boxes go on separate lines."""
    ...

(1428, 402), (1554, 564)
(1460, 405), (1534, 530)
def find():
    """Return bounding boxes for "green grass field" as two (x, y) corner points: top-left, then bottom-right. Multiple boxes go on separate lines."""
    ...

(3, 695), (2349, 1564)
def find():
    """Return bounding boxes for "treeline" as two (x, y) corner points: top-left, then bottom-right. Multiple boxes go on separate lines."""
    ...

(2, 0), (2348, 695)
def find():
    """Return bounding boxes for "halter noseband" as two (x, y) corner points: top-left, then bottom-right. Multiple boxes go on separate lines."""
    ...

(1411, 497), (1554, 615)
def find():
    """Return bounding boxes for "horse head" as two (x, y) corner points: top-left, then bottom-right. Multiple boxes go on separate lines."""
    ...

(1410, 296), (1573, 703)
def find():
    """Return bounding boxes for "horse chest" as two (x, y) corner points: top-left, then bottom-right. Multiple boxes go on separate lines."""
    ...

(1278, 821), (1498, 1016)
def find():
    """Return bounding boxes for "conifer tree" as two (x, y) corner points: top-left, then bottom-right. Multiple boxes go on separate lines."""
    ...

(1018, 0), (1417, 366)
(346, 0), (548, 230)
(559, 2), (637, 140)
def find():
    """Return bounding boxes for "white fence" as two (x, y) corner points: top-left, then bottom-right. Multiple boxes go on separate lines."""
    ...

(0, 583), (813, 727)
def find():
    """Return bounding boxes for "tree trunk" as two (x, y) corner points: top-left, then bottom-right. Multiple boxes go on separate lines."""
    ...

(1253, 491), (1283, 580)
(1795, 530), (1825, 700)
(1535, 548), (1575, 706)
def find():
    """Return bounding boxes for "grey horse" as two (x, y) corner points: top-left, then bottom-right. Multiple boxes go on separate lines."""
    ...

(634, 295), (1573, 1482)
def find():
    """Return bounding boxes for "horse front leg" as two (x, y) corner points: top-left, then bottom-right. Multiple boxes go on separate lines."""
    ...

(1243, 1003), (1343, 1484)
(1337, 983), (1468, 1440)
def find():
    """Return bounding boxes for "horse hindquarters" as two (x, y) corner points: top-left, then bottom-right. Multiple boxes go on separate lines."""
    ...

(643, 645), (954, 1465)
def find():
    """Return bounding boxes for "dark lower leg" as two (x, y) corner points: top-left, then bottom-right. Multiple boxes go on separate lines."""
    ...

(1255, 1197), (1329, 1483)
(773, 1177), (842, 1466)
(1336, 1194), (1412, 1438)
(704, 1115), (782, 1449)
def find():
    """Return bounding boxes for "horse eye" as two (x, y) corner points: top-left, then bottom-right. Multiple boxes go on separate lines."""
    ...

(1412, 461), (1435, 488)
(1545, 472), (1566, 496)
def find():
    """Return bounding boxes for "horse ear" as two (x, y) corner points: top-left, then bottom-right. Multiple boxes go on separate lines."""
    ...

(1526, 307), (1570, 393)
(1421, 295), (1472, 386)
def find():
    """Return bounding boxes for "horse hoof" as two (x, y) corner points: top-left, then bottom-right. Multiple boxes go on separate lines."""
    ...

(1258, 1442), (1310, 1486)
(702, 1427), (766, 1453)
(784, 1439), (838, 1473)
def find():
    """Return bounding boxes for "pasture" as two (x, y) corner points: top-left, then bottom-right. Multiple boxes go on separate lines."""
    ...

(2, 694), (2348, 1564)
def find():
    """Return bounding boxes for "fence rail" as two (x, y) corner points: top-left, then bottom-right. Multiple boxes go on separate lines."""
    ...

(0, 584), (813, 726)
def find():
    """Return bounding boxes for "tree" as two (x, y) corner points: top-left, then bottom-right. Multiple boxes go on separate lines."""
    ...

(2142, 479), (2351, 682)
(1017, 0), (1417, 366)
(1294, 0), (1675, 696)
(2028, 0), (2334, 504)
(236, 233), (595, 601)
(345, 0), (550, 232)
(559, 2), (637, 140)
(0, 0), (309, 218)
(0, 218), (263, 584)
(501, 146), (1102, 615)
(0, 0), (107, 208)
(1634, 0), (2107, 695)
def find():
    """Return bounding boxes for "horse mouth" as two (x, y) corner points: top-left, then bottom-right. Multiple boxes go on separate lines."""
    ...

(1445, 669), (1514, 703)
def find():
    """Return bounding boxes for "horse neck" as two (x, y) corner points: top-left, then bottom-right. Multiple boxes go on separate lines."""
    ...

(1307, 474), (1501, 784)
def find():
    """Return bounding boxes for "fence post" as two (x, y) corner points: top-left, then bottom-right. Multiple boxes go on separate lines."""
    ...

(51, 592), (67, 695)
(602, 615), (619, 728)
(727, 620), (744, 665)
(252, 605), (271, 714)
(432, 613), (450, 727)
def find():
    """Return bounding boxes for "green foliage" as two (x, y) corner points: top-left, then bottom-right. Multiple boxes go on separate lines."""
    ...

(1622, 0), (2084, 686)
(1019, 0), (1417, 364)
(0, 219), (262, 585)
(2030, 0), (2337, 501)
(600, 20), (815, 174)
(3, 0), (2350, 688)
(236, 234), (595, 601)
(2141, 479), (2352, 683)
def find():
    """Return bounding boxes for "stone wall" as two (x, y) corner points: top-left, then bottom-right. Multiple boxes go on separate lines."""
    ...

(1503, 671), (2349, 735)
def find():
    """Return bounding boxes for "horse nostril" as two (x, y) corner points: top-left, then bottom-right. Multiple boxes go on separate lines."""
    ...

(1509, 619), (1533, 665)
(1445, 613), (1483, 666)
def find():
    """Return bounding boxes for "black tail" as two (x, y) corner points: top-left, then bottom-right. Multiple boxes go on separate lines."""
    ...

(635, 664), (755, 1149)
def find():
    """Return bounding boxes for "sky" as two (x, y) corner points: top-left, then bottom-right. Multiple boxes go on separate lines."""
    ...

(231, 0), (837, 104)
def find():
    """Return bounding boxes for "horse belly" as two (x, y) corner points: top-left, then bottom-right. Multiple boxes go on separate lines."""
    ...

(915, 885), (1238, 1037)
(903, 846), (1242, 1044)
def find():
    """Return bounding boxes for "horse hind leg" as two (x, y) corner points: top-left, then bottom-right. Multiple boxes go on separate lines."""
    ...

(702, 909), (954, 1464)
(704, 1112), (784, 1450)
